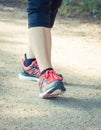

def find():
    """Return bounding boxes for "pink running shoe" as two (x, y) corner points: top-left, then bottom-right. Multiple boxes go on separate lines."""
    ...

(39, 69), (66, 98)
(18, 59), (40, 82)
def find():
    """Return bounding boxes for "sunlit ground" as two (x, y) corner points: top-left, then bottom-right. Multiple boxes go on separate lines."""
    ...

(0, 4), (101, 130)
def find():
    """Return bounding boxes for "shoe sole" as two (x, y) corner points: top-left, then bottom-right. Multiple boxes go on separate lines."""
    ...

(39, 81), (66, 99)
(18, 73), (39, 82)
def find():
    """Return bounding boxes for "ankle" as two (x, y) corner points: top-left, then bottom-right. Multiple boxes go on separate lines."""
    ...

(24, 54), (36, 66)
(40, 68), (53, 76)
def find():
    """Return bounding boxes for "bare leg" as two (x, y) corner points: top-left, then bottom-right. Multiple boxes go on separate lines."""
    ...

(26, 44), (35, 59)
(29, 27), (52, 72)
(44, 27), (52, 67)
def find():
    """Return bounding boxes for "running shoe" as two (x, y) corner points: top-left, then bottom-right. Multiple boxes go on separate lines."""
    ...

(18, 59), (40, 81)
(39, 69), (66, 98)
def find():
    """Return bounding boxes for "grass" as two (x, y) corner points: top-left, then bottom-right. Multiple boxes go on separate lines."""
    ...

(15, 0), (101, 20)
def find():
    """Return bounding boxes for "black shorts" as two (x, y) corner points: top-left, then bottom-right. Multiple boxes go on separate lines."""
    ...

(27, 0), (62, 28)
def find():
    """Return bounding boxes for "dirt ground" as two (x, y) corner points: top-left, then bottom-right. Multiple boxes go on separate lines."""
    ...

(0, 2), (101, 130)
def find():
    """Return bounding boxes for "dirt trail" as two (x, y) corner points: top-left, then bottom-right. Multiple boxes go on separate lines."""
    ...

(0, 3), (101, 130)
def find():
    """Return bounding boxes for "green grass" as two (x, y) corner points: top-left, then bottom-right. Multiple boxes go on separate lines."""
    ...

(59, 0), (101, 19)
(15, 0), (101, 19)
(15, 0), (27, 3)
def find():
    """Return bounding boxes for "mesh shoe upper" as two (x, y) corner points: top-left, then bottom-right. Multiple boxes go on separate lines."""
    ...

(21, 59), (40, 78)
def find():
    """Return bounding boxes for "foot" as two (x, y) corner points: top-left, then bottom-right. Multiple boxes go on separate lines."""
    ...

(18, 59), (40, 82)
(39, 69), (66, 99)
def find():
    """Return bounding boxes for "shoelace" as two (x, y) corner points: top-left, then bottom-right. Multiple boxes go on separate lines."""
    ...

(42, 70), (63, 83)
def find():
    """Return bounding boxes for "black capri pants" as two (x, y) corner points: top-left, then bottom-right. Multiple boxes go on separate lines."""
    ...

(27, 0), (62, 28)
